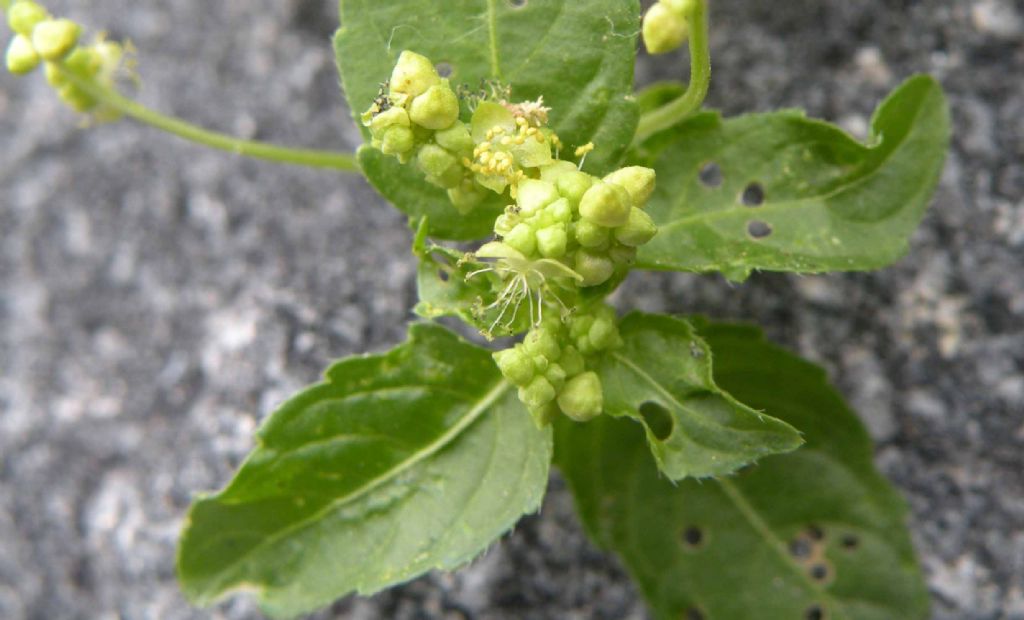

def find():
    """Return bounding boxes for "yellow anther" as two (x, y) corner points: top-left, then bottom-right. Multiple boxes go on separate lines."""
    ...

(526, 127), (538, 136)
(500, 136), (513, 146)
(515, 136), (526, 145)
(574, 142), (595, 157)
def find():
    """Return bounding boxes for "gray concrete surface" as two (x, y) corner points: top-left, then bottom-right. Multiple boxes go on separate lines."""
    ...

(1, 0), (1022, 618)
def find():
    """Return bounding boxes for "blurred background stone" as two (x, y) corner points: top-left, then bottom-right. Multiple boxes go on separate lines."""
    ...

(1, 1), (1021, 618)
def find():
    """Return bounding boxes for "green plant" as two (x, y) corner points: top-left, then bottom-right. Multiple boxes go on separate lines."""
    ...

(3, 0), (950, 618)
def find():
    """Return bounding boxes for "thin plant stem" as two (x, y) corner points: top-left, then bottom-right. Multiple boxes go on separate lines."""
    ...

(55, 64), (361, 173)
(633, 0), (711, 145)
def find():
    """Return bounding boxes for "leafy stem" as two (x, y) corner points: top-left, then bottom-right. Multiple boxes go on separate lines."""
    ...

(52, 63), (362, 172)
(633, 0), (711, 144)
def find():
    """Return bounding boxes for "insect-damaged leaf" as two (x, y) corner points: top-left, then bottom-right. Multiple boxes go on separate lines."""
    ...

(590, 312), (803, 480)
(336, 0), (641, 240)
(556, 321), (928, 620)
(177, 323), (550, 617)
(635, 75), (949, 281)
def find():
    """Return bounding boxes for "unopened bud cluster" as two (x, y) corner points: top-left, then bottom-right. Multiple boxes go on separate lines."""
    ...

(4, 1), (129, 120)
(368, 51), (662, 426)
(361, 51), (487, 213)
(642, 0), (696, 54)
(493, 304), (621, 427)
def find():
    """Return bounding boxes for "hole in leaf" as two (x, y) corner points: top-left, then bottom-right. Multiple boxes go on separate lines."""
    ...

(747, 220), (772, 239)
(841, 534), (860, 550)
(435, 62), (453, 78)
(508, 0), (527, 7)
(789, 537), (812, 559)
(810, 563), (830, 582)
(684, 607), (705, 620)
(806, 524), (825, 541)
(698, 162), (723, 187)
(639, 401), (673, 440)
(741, 182), (765, 206)
(681, 526), (704, 549)
(437, 270), (449, 282)
(805, 604), (825, 620)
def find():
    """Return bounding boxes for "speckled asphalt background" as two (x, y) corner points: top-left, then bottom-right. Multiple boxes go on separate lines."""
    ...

(1, 1), (1022, 618)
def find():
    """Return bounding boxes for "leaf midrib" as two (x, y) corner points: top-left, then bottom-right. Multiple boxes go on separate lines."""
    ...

(199, 378), (513, 597)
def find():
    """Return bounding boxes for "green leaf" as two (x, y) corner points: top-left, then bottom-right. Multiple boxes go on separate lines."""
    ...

(634, 81), (686, 115)
(336, 0), (642, 240)
(592, 313), (802, 480)
(555, 321), (928, 620)
(635, 75), (950, 281)
(177, 323), (551, 618)
(358, 145), (502, 241)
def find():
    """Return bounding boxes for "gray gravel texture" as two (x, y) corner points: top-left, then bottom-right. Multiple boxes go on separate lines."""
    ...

(1, 0), (1022, 618)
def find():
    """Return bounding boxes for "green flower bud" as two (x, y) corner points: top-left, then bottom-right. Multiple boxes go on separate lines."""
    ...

(558, 345), (585, 376)
(588, 316), (621, 351)
(569, 315), (594, 340)
(5, 34), (39, 75)
(642, 3), (689, 55)
(523, 327), (561, 360)
(389, 50), (440, 98)
(546, 198), (572, 224)
(31, 18), (80, 61)
(556, 170), (595, 205)
(448, 179), (486, 214)
(494, 347), (535, 387)
(609, 245), (638, 266)
(434, 121), (473, 155)
(614, 207), (659, 246)
(63, 45), (99, 75)
(539, 160), (577, 183)
(519, 376), (556, 408)
(604, 166), (657, 206)
(545, 363), (567, 391)
(575, 250), (615, 287)
(504, 222), (537, 256)
(574, 218), (610, 249)
(579, 181), (631, 228)
(379, 125), (415, 158)
(536, 225), (568, 259)
(417, 144), (461, 187)
(43, 60), (64, 86)
(532, 354), (550, 373)
(558, 371), (603, 422)
(58, 82), (96, 112)
(410, 83), (459, 130)
(662, 0), (698, 16)
(528, 402), (559, 429)
(516, 179), (559, 215)
(368, 106), (410, 136)
(8, 1), (48, 37)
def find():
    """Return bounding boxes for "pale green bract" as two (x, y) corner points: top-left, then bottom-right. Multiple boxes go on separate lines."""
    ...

(177, 324), (551, 618)
(634, 75), (950, 281)
(556, 321), (929, 620)
(335, 0), (641, 240)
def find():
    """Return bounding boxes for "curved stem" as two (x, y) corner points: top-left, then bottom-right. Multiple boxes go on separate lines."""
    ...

(633, 0), (711, 145)
(56, 65), (361, 173)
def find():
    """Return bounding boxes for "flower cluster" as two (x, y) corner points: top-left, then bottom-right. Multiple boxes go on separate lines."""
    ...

(4, 1), (131, 120)
(365, 51), (661, 426)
